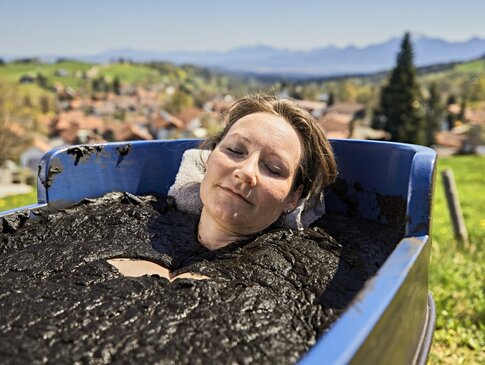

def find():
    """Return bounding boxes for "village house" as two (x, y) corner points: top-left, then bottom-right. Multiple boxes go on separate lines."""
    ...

(114, 123), (154, 141)
(434, 103), (484, 152)
(20, 136), (53, 182)
(150, 109), (185, 139)
(51, 110), (106, 144)
(317, 102), (365, 139)
(204, 96), (235, 114)
(174, 106), (208, 138)
(19, 75), (35, 84)
(294, 99), (327, 118)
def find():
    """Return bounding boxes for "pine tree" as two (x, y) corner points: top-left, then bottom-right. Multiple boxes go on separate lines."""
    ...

(373, 33), (426, 144)
(425, 82), (443, 146)
(113, 76), (121, 95)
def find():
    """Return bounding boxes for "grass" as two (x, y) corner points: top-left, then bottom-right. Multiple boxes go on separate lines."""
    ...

(0, 60), (92, 88)
(98, 63), (162, 85)
(0, 189), (37, 211)
(0, 155), (484, 363)
(0, 61), (164, 92)
(429, 155), (485, 364)
(454, 59), (485, 73)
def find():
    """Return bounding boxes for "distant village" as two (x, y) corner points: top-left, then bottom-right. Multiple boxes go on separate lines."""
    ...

(2, 80), (377, 185)
(1, 60), (483, 187)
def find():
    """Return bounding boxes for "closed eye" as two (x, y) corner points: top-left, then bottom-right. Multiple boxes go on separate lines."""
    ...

(226, 147), (244, 156)
(264, 163), (282, 176)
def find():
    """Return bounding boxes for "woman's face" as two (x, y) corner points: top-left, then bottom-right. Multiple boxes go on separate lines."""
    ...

(200, 112), (303, 236)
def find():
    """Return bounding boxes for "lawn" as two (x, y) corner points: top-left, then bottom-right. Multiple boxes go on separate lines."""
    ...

(0, 61), (164, 93)
(0, 60), (92, 89)
(0, 155), (484, 363)
(455, 59), (485, 73)
(98, 63), (162, 85)
(0, 189), (37, 212)
(429, 155), (485, 364)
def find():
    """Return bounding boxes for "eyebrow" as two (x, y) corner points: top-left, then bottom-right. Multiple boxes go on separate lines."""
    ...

(227, 132), (251, 144)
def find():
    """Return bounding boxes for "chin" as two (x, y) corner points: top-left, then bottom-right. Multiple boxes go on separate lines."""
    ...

(214, 206), (247, 223)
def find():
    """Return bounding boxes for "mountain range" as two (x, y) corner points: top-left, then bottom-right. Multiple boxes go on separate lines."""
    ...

(6, 35), (485, 77)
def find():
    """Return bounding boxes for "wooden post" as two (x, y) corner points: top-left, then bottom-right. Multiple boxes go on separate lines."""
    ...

(441, 168), (469, 249)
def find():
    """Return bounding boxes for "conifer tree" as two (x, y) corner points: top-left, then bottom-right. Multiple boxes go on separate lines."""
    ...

(425, 82), (443, 146)
(113, 76), (121, 95)
(373, 33), (426, 144)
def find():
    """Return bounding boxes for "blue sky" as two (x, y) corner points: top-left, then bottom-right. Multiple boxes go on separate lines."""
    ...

(1, 0), (485, 56)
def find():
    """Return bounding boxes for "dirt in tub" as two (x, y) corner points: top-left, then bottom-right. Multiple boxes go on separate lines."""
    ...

(0, 193), (403, 364)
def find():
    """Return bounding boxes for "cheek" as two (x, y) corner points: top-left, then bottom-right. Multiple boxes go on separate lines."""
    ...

(200, 153), (228, 199)
(203, 153), (222, 180)
(258, 179), (292, 205)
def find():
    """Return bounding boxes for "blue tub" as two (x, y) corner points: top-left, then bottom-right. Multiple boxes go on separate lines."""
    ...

(0, 139), (437, 364)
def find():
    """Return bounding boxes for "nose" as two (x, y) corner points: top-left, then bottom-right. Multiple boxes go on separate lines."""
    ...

(233, 154), (258, 186)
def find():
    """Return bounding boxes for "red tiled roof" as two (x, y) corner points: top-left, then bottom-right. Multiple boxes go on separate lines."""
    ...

(153, 110), (185, 130)
(325, 102), (364, 115)
(115, 123), (153, 141)
(174, 107), (205, 124)
(435, 131), (463, 148)
(55, 111), (105, 131)
(294, 99), (327, 111)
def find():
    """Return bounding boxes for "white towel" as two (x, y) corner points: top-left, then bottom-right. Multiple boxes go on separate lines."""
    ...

(167, 149), (210, 214)
(167, 149), (325, 229)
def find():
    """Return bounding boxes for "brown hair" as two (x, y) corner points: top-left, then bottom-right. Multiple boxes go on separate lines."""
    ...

(201, 94), (338, 198)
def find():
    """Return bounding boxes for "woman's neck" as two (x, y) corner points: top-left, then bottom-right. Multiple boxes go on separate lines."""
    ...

(197, 208), (246, 250)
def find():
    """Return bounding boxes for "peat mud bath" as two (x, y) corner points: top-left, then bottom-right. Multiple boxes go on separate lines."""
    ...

(0, 193), (402, 364)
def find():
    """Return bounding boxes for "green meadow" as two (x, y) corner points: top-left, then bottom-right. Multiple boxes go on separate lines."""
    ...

(429, 155), (485, 364)
(1, 155), (484, 363)
(0, 60), (164, 97)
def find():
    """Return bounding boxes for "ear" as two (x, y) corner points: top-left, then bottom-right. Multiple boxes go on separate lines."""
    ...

(284, 185), (303, 212)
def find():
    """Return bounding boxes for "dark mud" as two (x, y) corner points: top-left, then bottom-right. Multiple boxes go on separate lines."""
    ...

(376, 193), (407, 227)
(43, 161), (63, 189)
(67, 145), (104, 166)
(330, 178), (360, 216)
(0, 193), (402, 364)
(115, 144), (131, 167)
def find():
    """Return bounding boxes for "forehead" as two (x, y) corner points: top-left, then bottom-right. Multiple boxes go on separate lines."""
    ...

(225, 112), (302, 161)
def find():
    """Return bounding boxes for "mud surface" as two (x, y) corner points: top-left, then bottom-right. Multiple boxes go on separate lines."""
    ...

(67, 145), (104, 166)
(0, 193), (402, 364)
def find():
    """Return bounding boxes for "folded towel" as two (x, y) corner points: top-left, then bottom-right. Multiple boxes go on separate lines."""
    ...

(167, 149), (325, 229)
(167, 149), (210, 214)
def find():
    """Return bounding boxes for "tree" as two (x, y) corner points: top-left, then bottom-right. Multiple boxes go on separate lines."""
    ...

(337, 80), (358, 102)
(446, 94), (458, 130)
(39, 95), (51, 114)
(0, 82), (34, 166)
(424, 82), (443, 146)
(91, 76), (109, 94)
(36, 72), (48, 89)
(165, 89), (194, 114)
(372, 33), (426, 145)
(112, 76), (121, 95)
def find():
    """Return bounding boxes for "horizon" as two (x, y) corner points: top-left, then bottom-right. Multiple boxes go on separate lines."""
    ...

(5, 33), (485, 59)
(2, 0), (485, 57)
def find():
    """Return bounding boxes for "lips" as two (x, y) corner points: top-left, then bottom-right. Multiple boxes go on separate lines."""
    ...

(219, 186), (253, 205)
